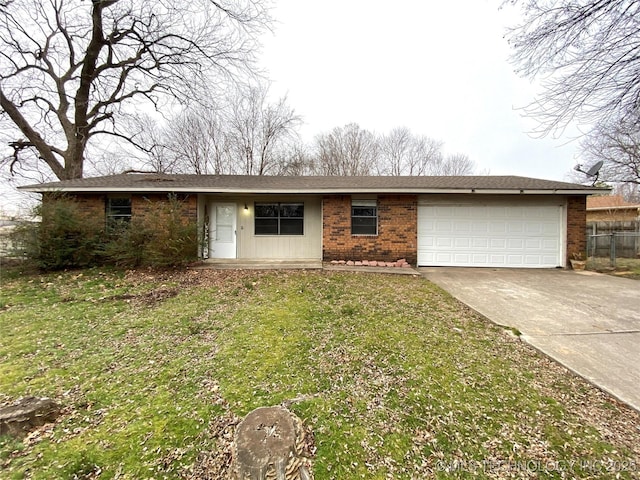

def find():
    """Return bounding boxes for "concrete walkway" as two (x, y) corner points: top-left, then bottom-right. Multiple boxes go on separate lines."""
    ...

(420, 267), (640, 412)
(194, 259), (420, 275)
(194, 259), (323, 270)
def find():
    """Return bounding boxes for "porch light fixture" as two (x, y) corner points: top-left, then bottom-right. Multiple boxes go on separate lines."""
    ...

(244, 203), (249, 211)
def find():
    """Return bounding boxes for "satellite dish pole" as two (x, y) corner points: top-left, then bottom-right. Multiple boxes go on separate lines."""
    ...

(574, 160), (604, 186)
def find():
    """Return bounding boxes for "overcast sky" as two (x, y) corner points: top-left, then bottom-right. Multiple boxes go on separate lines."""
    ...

(1, 0), (588, 216)
(258, 0), (585, 181)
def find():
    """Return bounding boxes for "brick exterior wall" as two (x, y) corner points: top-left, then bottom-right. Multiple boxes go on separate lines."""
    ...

(131, 194), (197, 223)
(323, 195), (417, 264)
(43, 192), (198, 225)
(42, 192), (106, 220)
(567, 196), (587, 262)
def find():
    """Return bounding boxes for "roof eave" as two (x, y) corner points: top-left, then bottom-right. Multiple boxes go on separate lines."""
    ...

(20, 186), (607, 195)
(587, 205), (640, 211)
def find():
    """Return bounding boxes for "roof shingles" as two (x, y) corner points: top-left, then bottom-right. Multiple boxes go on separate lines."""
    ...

(21, 173), (605, 194)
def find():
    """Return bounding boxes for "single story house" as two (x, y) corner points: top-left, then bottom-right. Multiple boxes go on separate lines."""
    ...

(586, 195), (640, 223)
(21, 173), (606, 268)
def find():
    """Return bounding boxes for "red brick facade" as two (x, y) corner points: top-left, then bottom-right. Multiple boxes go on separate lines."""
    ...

(43, 191), (587, 268)
(131, 194), (197, 223)
(567, 195), (587, 262)
(322, 195), (418, 264)
(43, 192), (198, 225)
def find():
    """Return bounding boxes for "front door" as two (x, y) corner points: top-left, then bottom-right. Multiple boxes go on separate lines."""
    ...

(209, 203), (237, 258)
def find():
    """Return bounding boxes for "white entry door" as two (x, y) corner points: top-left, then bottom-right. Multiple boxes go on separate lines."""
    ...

(209, 203), (237, 258)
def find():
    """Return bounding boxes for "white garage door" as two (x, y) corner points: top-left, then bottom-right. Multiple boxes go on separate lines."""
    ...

(418, 204), (563, 268)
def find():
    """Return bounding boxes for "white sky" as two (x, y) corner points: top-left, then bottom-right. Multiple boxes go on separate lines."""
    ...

(1, 0), (587, 216)
(258, 0), (585, 181)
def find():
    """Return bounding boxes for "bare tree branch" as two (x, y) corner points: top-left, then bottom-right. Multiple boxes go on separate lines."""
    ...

(505, 0), (640, 134)
(580, 115), (640, 185)
(313, 123), (379, 176)
(0, 0), (271, 181)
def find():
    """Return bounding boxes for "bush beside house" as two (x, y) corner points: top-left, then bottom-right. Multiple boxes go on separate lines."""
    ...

(13, 194), (198, 270)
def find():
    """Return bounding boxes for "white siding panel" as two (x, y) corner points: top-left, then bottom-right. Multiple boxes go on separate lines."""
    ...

(235, 196), (322, 260)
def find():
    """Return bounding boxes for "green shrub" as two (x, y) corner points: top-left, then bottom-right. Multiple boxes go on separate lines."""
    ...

(144, 194), (198, 266)
(17, 194), (198, 271)
(99, 217), (153, 267)
(15, 194), (104, 270)
(111, 195), (198, 267)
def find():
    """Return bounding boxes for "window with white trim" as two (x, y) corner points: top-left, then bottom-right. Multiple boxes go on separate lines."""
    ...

(351, 199), (377, 235)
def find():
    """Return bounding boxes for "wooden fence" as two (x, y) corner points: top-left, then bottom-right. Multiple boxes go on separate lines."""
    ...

(586, 221), (640, 259)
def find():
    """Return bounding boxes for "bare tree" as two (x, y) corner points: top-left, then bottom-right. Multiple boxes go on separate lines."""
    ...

(377, 127), (444, 176)
(130, 114), (176, 174)
(505, 0), (640, 134)
(275, 142), (315, 176)
(153, 83), (300, 176)
(226, 84), (301, 175)
(166, 105), (231, 175)
(613, 183), (640, 203)
(580, 116), (640, 186)
(0, 0), (270, 181)
(314, 123), (378, 175)
(433, 153), (475, 176)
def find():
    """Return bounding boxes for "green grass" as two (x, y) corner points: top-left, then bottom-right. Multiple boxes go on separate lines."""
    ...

(1, 267), (638, 479)
(588, 257), (640, 279)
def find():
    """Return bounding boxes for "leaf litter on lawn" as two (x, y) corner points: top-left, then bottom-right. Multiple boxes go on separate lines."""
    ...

(1, 267), (639, 479)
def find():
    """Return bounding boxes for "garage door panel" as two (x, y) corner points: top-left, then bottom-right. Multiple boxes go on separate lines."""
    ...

(471, 253), (489, 263)
(454, 238), (471, 248)
(472, 238), (489, 248)
(507, 223), (525, 234)
(454, 223), (471, 233)
(491, 254), (507, 264)
(435, 220), (453, 233)
(525, 238), (543, 249)
(490, 238), (507, 249)
(507, 255), (525, 266)
(436, 238), (453, 247)
(507, 238), (525, 249)
(489, 222), (507, 233)
(418, 204), (562, 268)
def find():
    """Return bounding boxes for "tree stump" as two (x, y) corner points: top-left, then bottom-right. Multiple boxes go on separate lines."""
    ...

(232, 406), (313, 480)
(0, 397), (61, 438)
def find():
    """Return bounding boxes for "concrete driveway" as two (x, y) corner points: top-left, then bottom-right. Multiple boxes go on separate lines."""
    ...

(420, 268), (640, 412)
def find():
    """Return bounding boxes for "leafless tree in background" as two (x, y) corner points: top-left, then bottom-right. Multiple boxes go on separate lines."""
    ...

(505, 0), (640, 135)
(431, 153), (476, 176)
(147, 83), (300, 175)
(613, 183), (640, 202)
(275, 142), (315, 176)
(580, 116), (640, 187)
(0, 0), (270, 181)
(131, 114), (177, 174)
(377, 127), (444, 176)
(167, 105), (231, 175)
(226, 84), (302, 175)
(313, 123), (378, 175)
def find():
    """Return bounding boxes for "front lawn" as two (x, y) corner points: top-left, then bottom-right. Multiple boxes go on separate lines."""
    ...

(1, 267), (639, 479)
(588, 257), (640, 279)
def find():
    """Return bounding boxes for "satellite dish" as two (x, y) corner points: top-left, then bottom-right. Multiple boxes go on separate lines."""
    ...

(574, 160), (604, 186)
(586, 160), (604, 176)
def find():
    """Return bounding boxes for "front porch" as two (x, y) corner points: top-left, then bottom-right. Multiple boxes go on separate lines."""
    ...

(198, 195), (322, 261)
(195, 258), (323, 270)
(192, 258), (420, 275)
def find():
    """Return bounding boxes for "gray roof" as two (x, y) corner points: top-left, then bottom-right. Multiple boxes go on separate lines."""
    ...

(20, 173), (606, 195)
